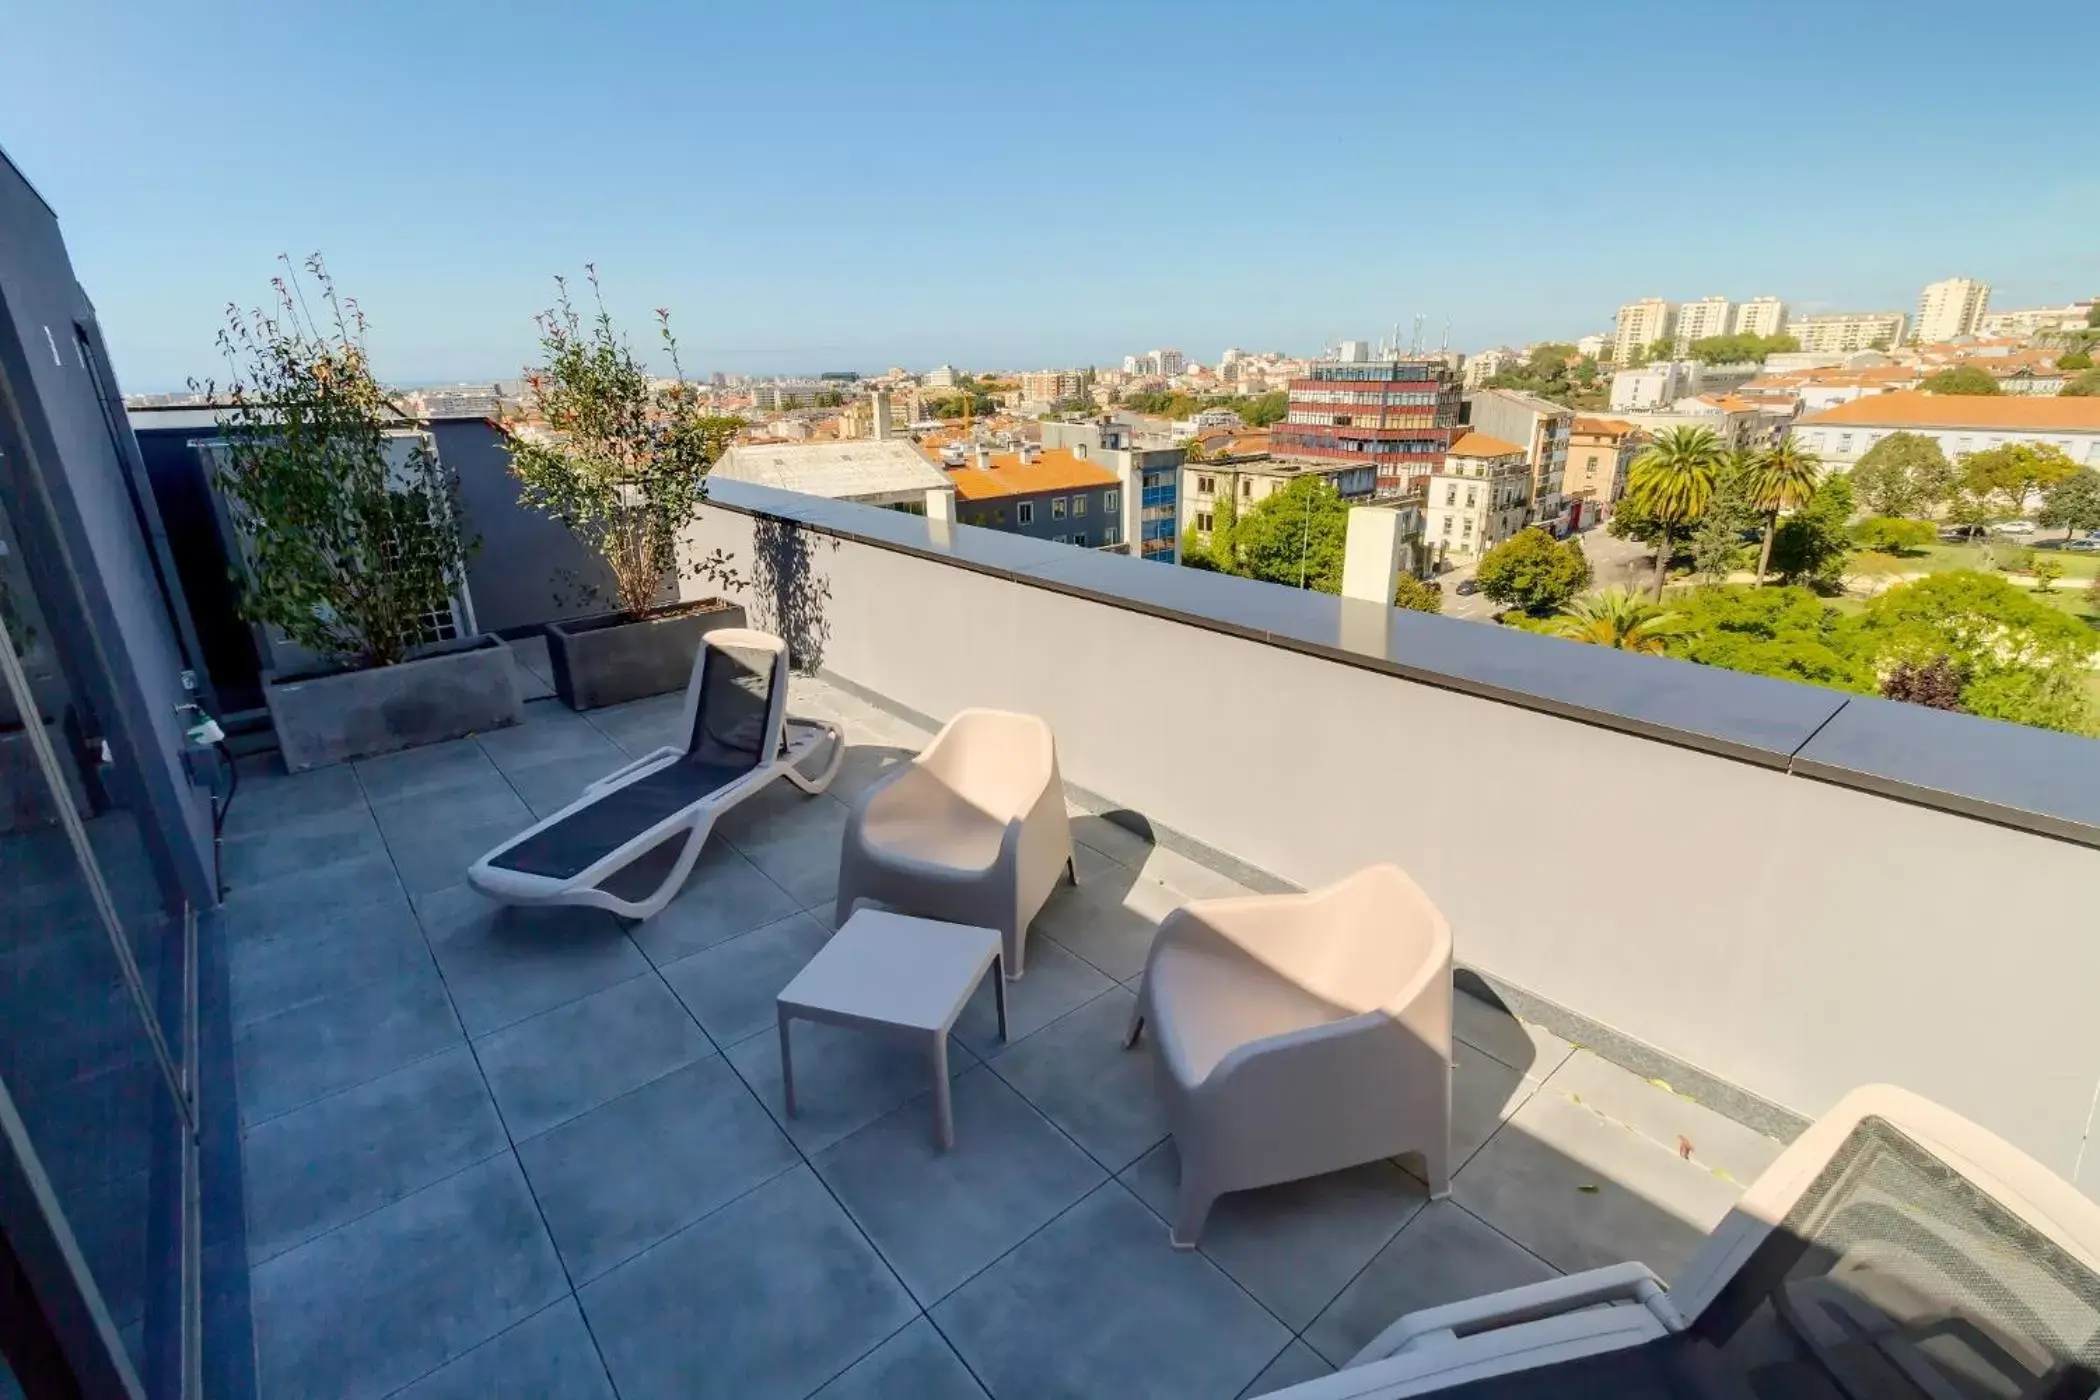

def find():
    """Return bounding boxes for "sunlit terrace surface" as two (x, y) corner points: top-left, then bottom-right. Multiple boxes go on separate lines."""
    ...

(224, 645), (1785, 1400)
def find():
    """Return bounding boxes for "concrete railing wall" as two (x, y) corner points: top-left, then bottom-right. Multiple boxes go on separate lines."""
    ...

(679, 481), (2100, 1193)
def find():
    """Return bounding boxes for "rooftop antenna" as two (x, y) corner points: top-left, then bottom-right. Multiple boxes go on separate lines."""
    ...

(1410, 314), (1426, 356)
(1441, 319), (1451, 353)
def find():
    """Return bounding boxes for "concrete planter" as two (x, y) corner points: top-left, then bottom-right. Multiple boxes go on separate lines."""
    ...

(264, 634), (524, 772)
(545, 600), (746, 711)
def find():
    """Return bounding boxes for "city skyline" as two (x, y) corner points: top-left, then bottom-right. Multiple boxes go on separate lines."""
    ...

(7, 1), (2097, 390)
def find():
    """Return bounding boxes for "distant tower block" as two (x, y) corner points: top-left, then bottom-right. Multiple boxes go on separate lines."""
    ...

(871, 389), (894, 442)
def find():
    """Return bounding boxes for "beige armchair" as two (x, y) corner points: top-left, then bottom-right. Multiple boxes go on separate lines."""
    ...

(1125, 864), (1453, 1248)
(835, 708), (1074, 978)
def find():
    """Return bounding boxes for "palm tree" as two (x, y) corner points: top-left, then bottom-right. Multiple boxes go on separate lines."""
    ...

(1746, 435), (1822, 585)
(1625, 426), (1722, 598)
(1546, 588), (1689, 655)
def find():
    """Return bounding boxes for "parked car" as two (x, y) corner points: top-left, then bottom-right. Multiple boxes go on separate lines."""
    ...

(1992, 520), (2037, 535)
(1455, 578), (1479, 596)
(2064, 539), (2100, 553)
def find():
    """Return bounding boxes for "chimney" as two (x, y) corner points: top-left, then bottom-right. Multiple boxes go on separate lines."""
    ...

(974, 444), (992, 471)
(871, 388), (893, 442)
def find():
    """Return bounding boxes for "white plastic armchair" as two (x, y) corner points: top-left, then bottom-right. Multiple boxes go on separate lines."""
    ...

(835, 708), (1074, 978)
(1125, 863), (1452, 1249)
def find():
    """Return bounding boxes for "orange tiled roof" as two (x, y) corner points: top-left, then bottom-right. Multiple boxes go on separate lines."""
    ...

(1446, 431), (1525, 458)
(1799, 391), (2100, 431)
(1572, 416), (1636, 436)
(945, 447), (1121, 501)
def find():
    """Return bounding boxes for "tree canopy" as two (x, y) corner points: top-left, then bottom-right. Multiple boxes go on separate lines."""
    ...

(2037, 468), (2100, 540)
(1229, 476), (1349, 592)
(1664, 585), (1872, 692)
(1625, 427), (1721, 596)
(2062, 369), (2100, 397)
(2059, 349), (2093, 371)
(1960, 442), (2079, 517)
(1685, 332), (1799, 365)
(1393, 574), (1442, 613)
(1918, 366), (2002, 396)
(1546, 588), (1686, 654)
(1473, 528), (1592, 614)
(1747, 436), (1823, 583)
(1482, 344), (1607, 410)
(1852, 572), (2095, 732)
(1850, 516), (1938, 553)
(1848, 432), (1955, 517)
(1123, 389), (1288, 425)
(1765, 472), (1854, 590)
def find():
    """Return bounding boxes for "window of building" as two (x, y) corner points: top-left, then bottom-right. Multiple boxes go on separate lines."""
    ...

(1053, 534), (1067, 544)
(1466, 489), (1477, 508)
(1105, 489), (1120, 512)
(1051, 497), (1068, 519)
(1072, 495), (1087, 517)
(1197, 475), (1215, 494)
(1241, 480), (1252, 498)
(1196, 511), (1214, 532)
(1071, 531), (1087, 547)
(1441, 516), (1453, 534)
(1017, 502), (1034, 525)
(1445, 486), (1457, 505)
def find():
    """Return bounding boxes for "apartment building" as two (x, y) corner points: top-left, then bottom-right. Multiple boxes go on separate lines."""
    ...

(1611, 298), (1674, 363)
(1977, 302), (2093, 338)
(1464, 387), (1572, 528)
(1785, 311), (1910, 355)
(1672, 297), (1733, 353)
(946, 445), (1123, 548)
(1461, 348), (1519, 390)
(1018, 369), (1085, 403)
(1423, 432), (1531, 563)
(1269, 358), (1464, 497)
(1793, 392), (2100, 473)
(1178, 456), (1378, 542)
(1731, 297), (1788, 338)
(1609, 360), (1703, 412)
(1037, 418), (1182, 561)
(1916, 277), (1992, 343)
(1564, 417), (1641, 518)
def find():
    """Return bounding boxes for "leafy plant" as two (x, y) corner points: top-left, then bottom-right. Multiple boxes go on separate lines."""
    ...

(508, 268), (742, 617)
(1230, 476), (1347, 591)
(1919, 366), (2002, 396)
(1545, 588), (1686, 654)
(1666, 585), (1871, 692)
(1689, 450), (1758, 585)
(1848, 432), (1955, 518)
(2037, 468), (2100, 541)
(1880, 658), (1965, 712)
(1960, 442), (2078, 518)
(1392, 573), (1442, 614)
(1474, 528), (1592, 614)
(1852, 571), (2095, 732)
(1747, 436), (1822, 584)
(1624, 427), (1721, 597)
(1767, 473), (1854, 592)
(1851, 516), (1938, 554)
(207, 255), (470, 669)
(2031, 556), (2064, 593)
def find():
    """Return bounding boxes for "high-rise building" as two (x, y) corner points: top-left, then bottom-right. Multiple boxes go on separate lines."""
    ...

(1785, 312), (1910, 354)
(1155, 348), (1186, 377)
(1018, 369), (1085, 403)
(1731, 298), (1788, 338)
(1270, 356), (1464, 497)
(1916, 278), (1993, 343)
(1461, 348), (1519, 390)
(1672, 297), (1734, 354)
(1612, 299), (1675, 363)
(1466, 387), (1574, 528)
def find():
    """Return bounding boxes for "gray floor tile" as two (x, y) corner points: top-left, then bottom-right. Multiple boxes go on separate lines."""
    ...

(249, 1154), (566, 1400)
(1303, 1200), (1556, 1367)
(236, 964), (463, 1125)
(392, 1298), (614, 1400)
(1123, 1143), (1428, 1330)
(728, 1017), (978, 1156)
(475, 704), (623, 774)
(825, 744), (916, 804)
(952, 936), (1113, 1057)
(934, 1182), (1290, 1400)
(580, 1166), (918, 1400)
(811, 1318), (987, 1400)
(223, 761), (367, 840)
(628, 842), (802, 966)
(221, 804), (388, 889)
(518, 1056), (798, 1283)
(815, 1066), (1106, 1305)
(373, 785), (534, 897)
(583, 693), (687, 755)
(353, 737), (506, 805)
(1240, 1342), (1334, 1399)
(1541, 1050), (1783, 1187)
(416, 884), (651, 1036)
(724, 793), (850, 906)
(1452, 1084), (1741, 1282)
(243, 1046), (507, 1265)
(1452, 988), (1574, 1081)
(221, 851), (406, 944)
(500, 751), (626, 820)
(477, 973), (715, 1141)
(985, 987), (1166, 1171)
(1031, 875), (1176, 983)
(658, 910), (832, 1047)
(1450, 1042), (1538, 1174)
(229, 893), (433, 1028)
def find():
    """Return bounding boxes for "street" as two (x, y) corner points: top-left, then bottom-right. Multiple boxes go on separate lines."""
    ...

(1435, 528), (1651, 623)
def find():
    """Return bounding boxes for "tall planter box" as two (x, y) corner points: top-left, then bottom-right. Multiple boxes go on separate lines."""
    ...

(545, 600), (746, 711)
(265, 634), (524, 772)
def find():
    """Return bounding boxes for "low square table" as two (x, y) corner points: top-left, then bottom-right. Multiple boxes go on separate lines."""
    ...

(776, 908), (1007, 1150)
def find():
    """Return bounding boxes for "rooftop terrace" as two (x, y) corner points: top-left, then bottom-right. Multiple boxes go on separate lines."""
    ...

(225, 657), (1785, 1400)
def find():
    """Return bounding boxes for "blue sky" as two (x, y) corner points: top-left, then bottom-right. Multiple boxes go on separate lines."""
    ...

(6, 1), (2096, 390)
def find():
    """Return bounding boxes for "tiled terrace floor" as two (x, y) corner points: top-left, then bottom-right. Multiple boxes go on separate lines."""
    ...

(222, 664), (1785, 1400)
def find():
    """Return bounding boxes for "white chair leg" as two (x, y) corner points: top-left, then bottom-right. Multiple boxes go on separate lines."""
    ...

(1171, 1172), (1219, 1251)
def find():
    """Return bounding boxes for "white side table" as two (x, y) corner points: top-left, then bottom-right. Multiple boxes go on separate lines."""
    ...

(776, 909), (1007, 1150)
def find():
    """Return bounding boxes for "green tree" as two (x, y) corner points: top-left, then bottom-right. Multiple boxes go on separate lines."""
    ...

(2037, 468), (2100, 540)
(1689, 449), (1758, 584)
(1766, 473), (1854, 591)
(1881, 657), (1967, 712)
(1624, 426), (1722, 597)
(1852, 572), (2096, 732)
(1848, 432), (1955, 518)
(1919, 365), (2003, 396)
(1686, 332), (1799, 365)
(1393, 574), (1442, 613)
(1238, 390), (1290, 426)
(2059, 349), (2093, 370)
(1665, 586), (1872, 692)
(1747, 436), (1822, 584)
(208, 255), (472, 668)
(1209, 487), (1239, 573)
(1961, 442), (2079, 518)
(1178, 522), (1217, 571)
(1545, 588), (1686, 654)
(1231, 476), (1348, 591)
(1850, 516), (1938, 553)
(1474, 528), (1593, 614)
(1182, 437), (1207, 464)
(2032, 556), (2064, 593)
(2063, 369), (2100, 397)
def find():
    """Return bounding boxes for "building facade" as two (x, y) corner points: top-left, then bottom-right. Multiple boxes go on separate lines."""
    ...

(1461, 348), (1519, 389)
(1672, 297), (1733, 353)
(1977, 303), (2092, 338)
(946, 446), (1123, 548)
(1564, 417), (1641, 518)
(1731, 297), (1788, 338)
(1785, 311), (1910, 355)
(1037, 418), (1181, 562)
(1018, 369), (1085, 403)
(1464, 387), (1573, 528)
(1178, 457), (1379, 544)
(1793, 392), (2100, 472)
(1916, 277), (1992, 343)
(1612, 299), (1675, 363)
(1269, 358), (1463, 498)
(1609, 360), (1702, 411)
(1423, 432), (1532, 563)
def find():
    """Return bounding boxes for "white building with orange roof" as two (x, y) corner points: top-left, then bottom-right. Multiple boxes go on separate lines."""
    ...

(1423, 431), (1532, 563)
(1793, 392), (2100, 474)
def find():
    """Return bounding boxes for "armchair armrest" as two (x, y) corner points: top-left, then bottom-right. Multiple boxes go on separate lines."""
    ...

(586, 745), (680, 793)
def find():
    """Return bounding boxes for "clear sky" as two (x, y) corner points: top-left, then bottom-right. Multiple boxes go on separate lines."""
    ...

(6, 0), (2097, 390)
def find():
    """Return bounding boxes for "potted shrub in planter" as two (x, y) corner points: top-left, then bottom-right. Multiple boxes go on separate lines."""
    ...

(507, 268), (745, 711)
(211, 256), (521, 771)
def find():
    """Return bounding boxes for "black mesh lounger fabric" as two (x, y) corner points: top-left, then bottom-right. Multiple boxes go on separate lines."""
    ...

(489, 645), (777, 883)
